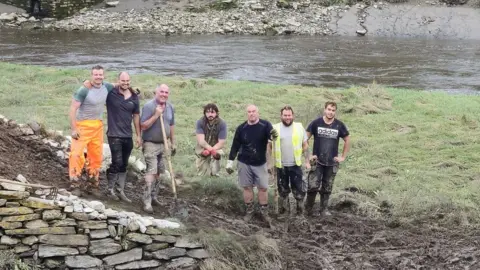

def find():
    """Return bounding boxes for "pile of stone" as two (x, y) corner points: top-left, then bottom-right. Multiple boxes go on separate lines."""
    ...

(0, 186), (208, 269)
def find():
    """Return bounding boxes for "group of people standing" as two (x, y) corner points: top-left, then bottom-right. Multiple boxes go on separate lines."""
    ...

(68, 65), (351, 224)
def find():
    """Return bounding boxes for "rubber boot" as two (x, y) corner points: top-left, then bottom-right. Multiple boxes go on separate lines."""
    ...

(278, 196), (289, 215)
(86, 175), (102, 197)
(260, 204), (272, 228)
(296, 199), (305, 215)
(243, 203), (254, 222)
(151, 178), (162, 206)
(143, 183), (154, 213)
(320, 193), (332, 217)
(116, 172), (132, 203)
(106, 173), (119, 201)
(304, 192), (317, 217)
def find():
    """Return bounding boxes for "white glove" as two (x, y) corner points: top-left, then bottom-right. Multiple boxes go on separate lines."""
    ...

(226, 160), (234, 174)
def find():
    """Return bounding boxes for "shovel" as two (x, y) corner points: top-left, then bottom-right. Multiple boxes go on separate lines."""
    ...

(159, 114), (178, 200)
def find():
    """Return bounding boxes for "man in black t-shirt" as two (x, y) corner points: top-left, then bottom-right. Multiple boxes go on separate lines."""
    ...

(226, 104), (278, 226)
(305, 101), (350, 217)
(105, 72), (141, 203)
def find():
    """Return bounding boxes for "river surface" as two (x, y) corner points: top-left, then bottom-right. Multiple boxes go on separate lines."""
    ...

(1, 29), (479, 93)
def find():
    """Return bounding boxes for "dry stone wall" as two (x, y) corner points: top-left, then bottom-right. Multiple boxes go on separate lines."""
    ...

(0, 190), (208, 269)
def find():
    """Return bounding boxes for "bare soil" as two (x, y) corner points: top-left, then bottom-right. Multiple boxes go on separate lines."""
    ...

(1, 124), (479, 269)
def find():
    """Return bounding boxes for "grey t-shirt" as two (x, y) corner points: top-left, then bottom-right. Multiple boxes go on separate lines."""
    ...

(140, 99), (175, 143)
(195, 118), (227, 140)
(279, 124), (308, 167)
(73, 83), (114, 121)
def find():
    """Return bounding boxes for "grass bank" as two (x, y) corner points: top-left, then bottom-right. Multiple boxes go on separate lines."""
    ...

(1, 62), (479, 226)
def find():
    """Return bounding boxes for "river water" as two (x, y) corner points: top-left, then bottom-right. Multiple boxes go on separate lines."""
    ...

(1, 29), (479, 93)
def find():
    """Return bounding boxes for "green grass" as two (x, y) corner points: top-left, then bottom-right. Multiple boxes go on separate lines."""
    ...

(1, 62), (480, 226)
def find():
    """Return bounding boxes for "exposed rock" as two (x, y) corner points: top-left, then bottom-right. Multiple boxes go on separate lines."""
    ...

(44, 258), (64, 269)
(187, 248), (210, 259)
(25, 219), (49, 229)
(22, 236), (38, 245)
(1, 235), (19, 245)
(5, 227), (76, 235)
(16, 174), (28, 183)
(175, 238), (202, 249)
(116, 260), (162, 269)
(14, 245), (31, 253)
(2, 213), (40, 222)
(65, 255), (103, 268)
(121, 239), (139, 250)
(0, 199), (6, 206)
(51, 218), (77, 227)
(5, 202), (20, 207)
(106, 1), (119, 7)
(89, 238), (123, 255)
(39, 234), (89, 246)
(38, 245), (79, 258)
(20, 197), (59, 209)
(144, 242), (169, 252)
(151, 235), (177, 244)
(69, 212), (89, 221)
(0, 221), (23, 229)
(0, 191), (30, 200)
(87, 201), (105, 212)
(126, 233), (153, 244)
(42, 209), (63, 221)
(1, 182), (25, 192)
(102, 247), (143, 266)
(90, 229), (110, 239)
(152, 247), (187, 260)
(78, 220), (108, 229)
(165, 257), (196, 269)
(145, 226), (163, 235)
(108, 224), (117, 237)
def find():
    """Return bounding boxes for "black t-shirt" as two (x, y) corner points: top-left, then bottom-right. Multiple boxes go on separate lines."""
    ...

(106, 87), (140, 138)
(306, 117), (349, 166)
(228, 119), (273, 166)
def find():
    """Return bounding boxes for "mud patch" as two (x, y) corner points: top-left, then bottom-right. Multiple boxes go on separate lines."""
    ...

(0, 124), (68, 187)
(0, 119), (479, 269)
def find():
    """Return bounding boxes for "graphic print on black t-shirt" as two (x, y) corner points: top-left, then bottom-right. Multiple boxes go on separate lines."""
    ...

(307, 117), (349, 166)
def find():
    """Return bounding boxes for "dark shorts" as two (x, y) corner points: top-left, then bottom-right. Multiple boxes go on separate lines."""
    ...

(276, 165), (306, 200)
(307, 164), (339, 194)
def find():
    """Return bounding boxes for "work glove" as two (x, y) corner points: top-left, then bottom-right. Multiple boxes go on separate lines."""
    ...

(201, 149), (210, 157)
(270, 129), (279, 141)
(226, 160), (234, 175)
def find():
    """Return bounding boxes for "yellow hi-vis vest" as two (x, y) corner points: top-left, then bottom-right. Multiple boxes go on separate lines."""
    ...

(273, 122), (305, 168)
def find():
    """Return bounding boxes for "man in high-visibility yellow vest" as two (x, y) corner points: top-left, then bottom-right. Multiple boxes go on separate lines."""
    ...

(271, 105), (310, 215)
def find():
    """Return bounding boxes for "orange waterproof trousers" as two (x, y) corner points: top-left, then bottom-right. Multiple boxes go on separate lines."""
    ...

(68, 120), (103, 187)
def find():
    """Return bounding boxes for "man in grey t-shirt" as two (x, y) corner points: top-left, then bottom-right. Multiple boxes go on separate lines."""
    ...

(68, 65), (114, 196)
(195, 103), (227, 177)
(140, 84), (176, 213)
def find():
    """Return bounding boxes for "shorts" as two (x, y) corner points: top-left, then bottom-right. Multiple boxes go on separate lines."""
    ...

(238, 161), (269, 189)
(142, 141), (166, 175)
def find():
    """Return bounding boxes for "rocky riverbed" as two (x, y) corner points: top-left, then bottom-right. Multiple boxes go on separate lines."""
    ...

(1, 0), (479, 37)
(0, 1), (380, 35)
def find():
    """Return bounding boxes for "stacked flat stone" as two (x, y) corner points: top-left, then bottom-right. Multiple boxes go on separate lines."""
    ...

(0, 188), (209, 269)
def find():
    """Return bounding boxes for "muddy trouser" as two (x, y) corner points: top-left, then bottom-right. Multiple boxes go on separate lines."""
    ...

(307, 164), (338, 195)
(195, 149), (224, 176)
(277, 165), (306, 200)
(107, 137), (133, 174)
(69, 119), (104, 188)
